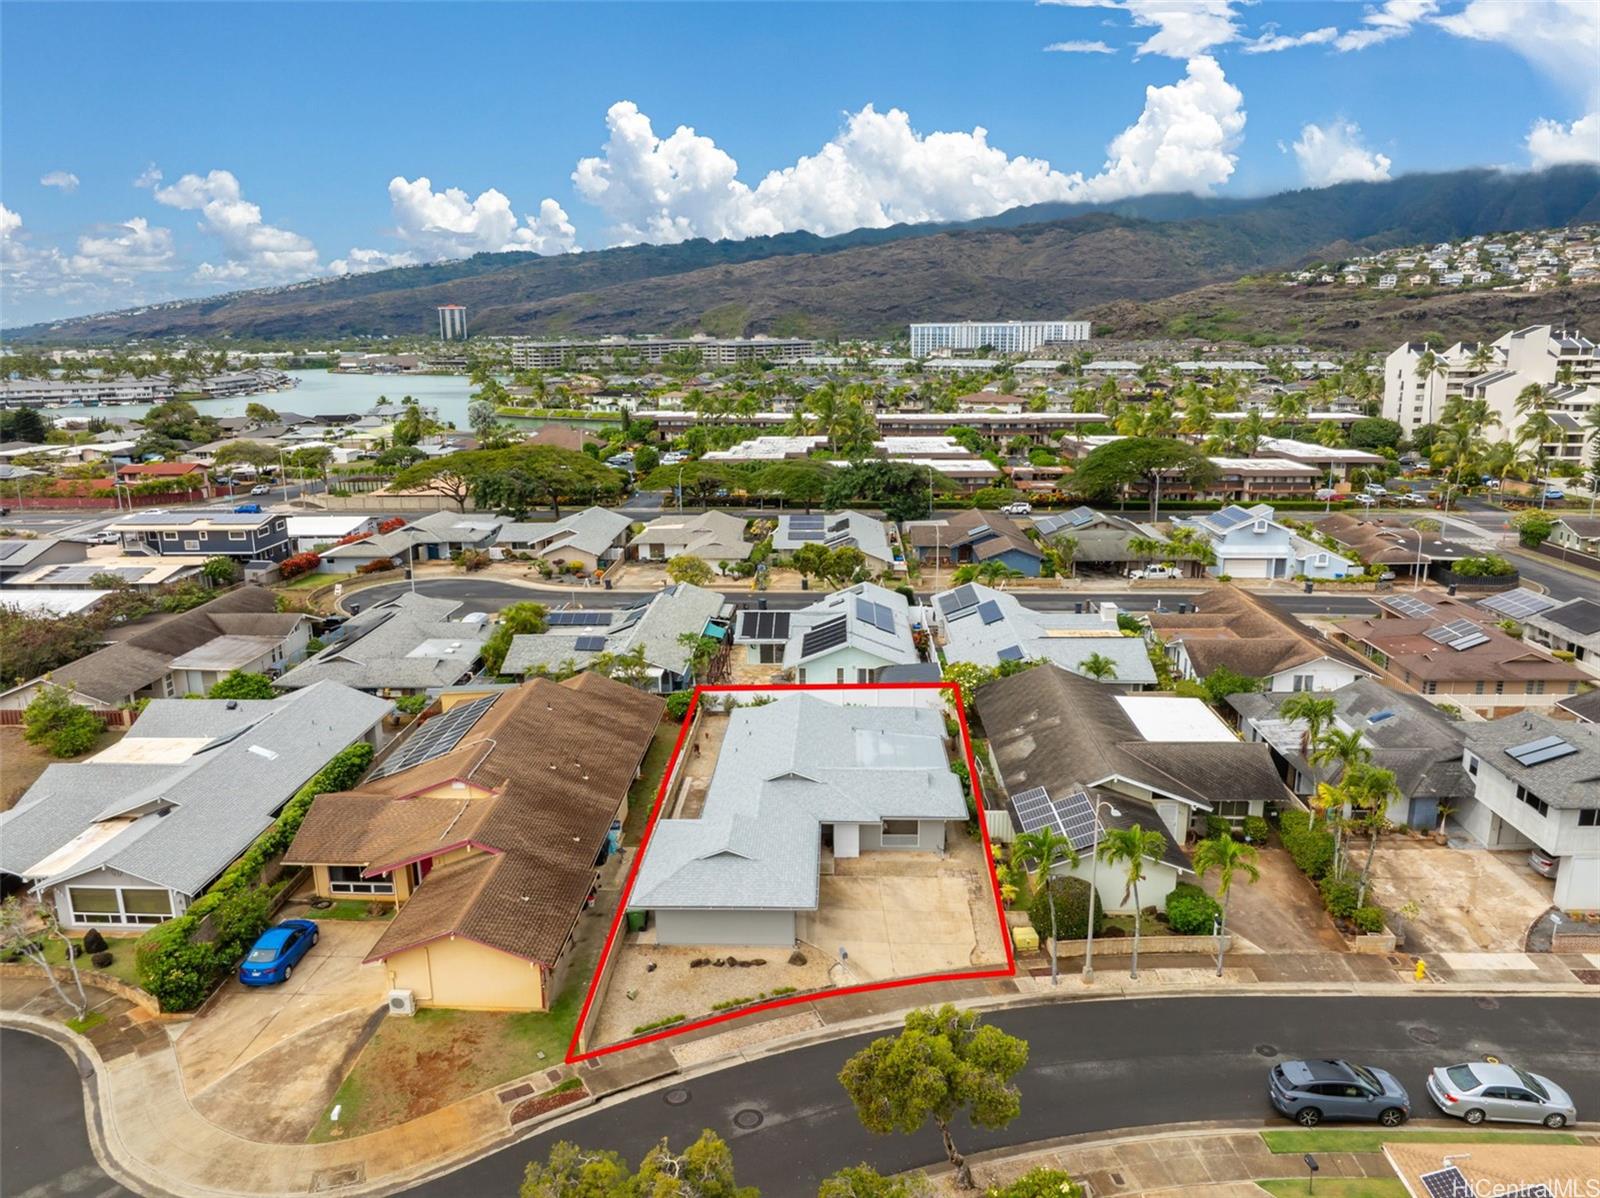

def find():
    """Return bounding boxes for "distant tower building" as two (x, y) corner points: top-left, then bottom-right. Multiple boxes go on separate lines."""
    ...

(437, 304), (468, 340)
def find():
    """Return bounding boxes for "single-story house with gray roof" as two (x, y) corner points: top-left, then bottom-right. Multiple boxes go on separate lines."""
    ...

(628, 696), (966, 946)
(0, 680), (390, 929)
(495, 506), (632, 572)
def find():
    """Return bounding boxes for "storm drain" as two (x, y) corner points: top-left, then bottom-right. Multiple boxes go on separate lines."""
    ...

(664, 1087), (692, 1106)
(308, 1165), (365, 1192)
(733, 1108), (764, 1130)
(1255, 1043), (1278, 1057)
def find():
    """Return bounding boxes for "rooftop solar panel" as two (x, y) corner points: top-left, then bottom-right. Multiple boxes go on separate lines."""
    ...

(1478, 587), (1560, 619)
(1419, 1168), (1472, 1198)
(1386, 594), (1436, 618)
(1056, 790), (1098, 851)
(1447, 631), (1490, 651)
(938, 584), (979, 620)
(1209, 505), (1252, 529)
(799, 615), (848, 658)
(546, 610), (612, 627)
(1506, 734), (1578, 767)
(978, 599), (1005, 626)
(370, 694), (497, 780)
(996, 644), (1024, 661)
(573, 635), (608, 652)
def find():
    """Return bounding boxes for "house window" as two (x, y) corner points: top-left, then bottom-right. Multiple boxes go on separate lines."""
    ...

(1526, 680), (1545, 695)
(1474, 681), (1485, 695)
(1213, 800), (1251, 819)
(1515, 784), (1549, 818)
(1466, 754), (1477, 776)
(66, 886), (171, 926)
(880, 819), (920, 845)
(1579, 809), (1599, 827)
(161, 530), (179, 541)
(1422, 681), (1437, 695)
(796, 668), (807, 684)
(1291, 674), (1314, 691)
(757, 642), (783, 664)
(835, 668), (846, 684)
(1495, 681), (1505, 695)
(327, 865), (395, 895)
(229, 531), (248, 541)
(856, 668), (874, 683)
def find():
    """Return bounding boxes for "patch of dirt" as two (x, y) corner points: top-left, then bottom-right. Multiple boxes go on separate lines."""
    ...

(1, 725), (128, 810)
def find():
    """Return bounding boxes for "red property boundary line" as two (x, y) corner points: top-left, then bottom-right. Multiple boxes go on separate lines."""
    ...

(565, 681), (1015, 1064)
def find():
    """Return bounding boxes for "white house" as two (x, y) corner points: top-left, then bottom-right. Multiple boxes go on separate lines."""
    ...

(495, 506), (633, 573)
(1180, 504), (1355, 580)
(932, 583), (1155, 687)
(735, 581), (920, 681)
(771, 510), (899, 573)
(628, 696), (967, 946)
(1457, 715), (1600, 910)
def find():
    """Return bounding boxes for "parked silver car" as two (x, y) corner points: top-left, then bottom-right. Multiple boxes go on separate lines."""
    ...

(1426, 1062), (1576, 1128)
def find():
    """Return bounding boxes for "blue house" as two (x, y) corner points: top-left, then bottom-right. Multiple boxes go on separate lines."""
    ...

(111, 509), (292, 562)
(904, 509), (1043, 577)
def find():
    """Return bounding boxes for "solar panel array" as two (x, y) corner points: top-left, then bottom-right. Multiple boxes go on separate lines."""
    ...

(574, 635), (608, 652)
(1478, 587), (1560, 620)
(1209, 505), (1253, 530)
(1505, 734), (1579, 767)
(788, 514), (825, 542)
(996, 644), (1024, 661)
(1424, 618), (1490, 651)
(1010, 786), (1098, 851)
(799, 615), (848, 658)
(370, 694), (497, 780)
(1386, 594), (1436, 618)
(854, 598), (897, 634)
(978, 599), (1005, 626)
(739, 610), (792, 640)
(546, 610), (612, 627)
(1419, 1168), (1473, 1198)
(39, 564), (152, 584)
(939, 584), (979, 621)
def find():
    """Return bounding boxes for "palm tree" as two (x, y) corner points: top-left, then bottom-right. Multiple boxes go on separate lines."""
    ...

(1098, 825), (1166, 979)
(1192, 834), (1261, 976)
(1279, 693), (1337, 763)
(973, 560), (1024, 586)
(1310, 726), (1371, 781)
(1011, 827), (1079, 986)
(1467, 343), (1495, 374)
(1078, 652), (1118, 681)
(1236, 411), (1269, 454)
(1314, 419), (1346, 449)
(1413, 348), (1444, 388)
(1345, 763), (1399, 907)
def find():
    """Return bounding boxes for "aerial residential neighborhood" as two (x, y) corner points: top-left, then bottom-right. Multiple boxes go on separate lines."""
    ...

(4, 3), (1600, 1197)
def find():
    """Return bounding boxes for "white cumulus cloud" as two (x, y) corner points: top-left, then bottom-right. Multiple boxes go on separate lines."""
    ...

(327, 247), (421, 276)
(0, 204), (20, 240)
(65, 217), (177, 278)
(1290, 120), (1393, 185)
(1526, 113), (1600, 169)
(133, 163), (163, 189)
(1045, 40), (1117, 54)
(572, 57), (1245, 246)
(1, 205), (178, 303)
(152, 168), (320, 283)
(387, 177), (577, 256)
(40, 171), (80, 193)
(1335, 0), (1437, 52)
(1242, 25), (1338, 54)
(1121, 0), (1241, 58)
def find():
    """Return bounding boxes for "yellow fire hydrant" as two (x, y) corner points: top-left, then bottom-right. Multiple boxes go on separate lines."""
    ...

(1414, 958), (1428, 983)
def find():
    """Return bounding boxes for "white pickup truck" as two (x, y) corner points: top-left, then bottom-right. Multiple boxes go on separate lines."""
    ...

(1126, 564), (1184, 580)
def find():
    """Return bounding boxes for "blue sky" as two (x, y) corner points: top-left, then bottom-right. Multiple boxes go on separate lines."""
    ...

(3, 1), (1597, 326)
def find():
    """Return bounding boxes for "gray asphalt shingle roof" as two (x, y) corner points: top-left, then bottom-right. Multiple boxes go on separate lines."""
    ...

(0, 681), (392, 895)
(934, 583), (1155, 685)
(274, 592), (487, 692)
(1462, 713), (1600, 809)
(503, 583), (728, 679)
(628, 697), (965, 912)
(780, 582), (919, 668)
(496, 507), (632, 558)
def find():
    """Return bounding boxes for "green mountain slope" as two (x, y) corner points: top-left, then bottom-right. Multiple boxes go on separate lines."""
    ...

(9, 166), (1598, 344)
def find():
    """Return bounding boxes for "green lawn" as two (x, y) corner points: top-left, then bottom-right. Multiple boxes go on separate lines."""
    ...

(277, 571), (337, 590)
(40, 934), (144, 988)
(1259, 1179), (1408, 1198)
(305, 901), (394, 921)
(624, 721), (683, 842)
(309, 988), (583, 1142)
(1261, 1129), (1580, 1154)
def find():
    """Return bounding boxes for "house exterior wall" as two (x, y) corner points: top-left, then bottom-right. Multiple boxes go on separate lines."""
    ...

(308, 862), (415, 904)
(794, 645), (897, 685)
(857, 818), (947, 852)
(653, 908), (797, 947)
(48, 866), (187, 930)
(132, 515), (291, 561)
(384, 936), (546, 1011)
(1055, 856), (1181, 915)
(1265, 659), (1368, 693)
(833, 822), (861, 859)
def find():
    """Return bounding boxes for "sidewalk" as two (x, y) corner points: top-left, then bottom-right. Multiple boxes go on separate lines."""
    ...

(914, 1124), (1600, 1197)
(3, 954), (1597, 1198)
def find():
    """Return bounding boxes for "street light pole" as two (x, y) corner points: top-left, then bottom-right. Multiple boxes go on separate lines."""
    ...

(1410, 525), (1425, 592)
(1081, 797), (1120, 983)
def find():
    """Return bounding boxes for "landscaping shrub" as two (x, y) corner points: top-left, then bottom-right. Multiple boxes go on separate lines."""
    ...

(988, 1169), (1083, 1198)
(356, 558), (395, 575)
(1352, 906), (1386, 934)
(278, 551), (322, 580)
(135, 742), (373, 1010)
(1027, 875), (1102, 943)
(22, 686), (104, 758)
(1204, 815), (1232, 841)
(91, 951), (114, 969)
(1319, 875), (1360, 921)
(664, 690), (694, 723)
(1242, 816), (1272, 844)
(1164, 883), (1222, 935)
(393, 693), (429, 716)
(1280, 810), (1334, 879)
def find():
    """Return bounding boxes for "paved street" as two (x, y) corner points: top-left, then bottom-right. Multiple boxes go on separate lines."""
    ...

(1, 1030), (132, 1198)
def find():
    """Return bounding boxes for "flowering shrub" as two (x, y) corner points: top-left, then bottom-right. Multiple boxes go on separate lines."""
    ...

(278, 551), (322, 580)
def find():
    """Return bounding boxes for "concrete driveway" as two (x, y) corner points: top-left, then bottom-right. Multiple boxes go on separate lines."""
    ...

(1203, 843), (1346, 953)
(1365, 839), (1554, 953)
(175, 917), (389, 1143)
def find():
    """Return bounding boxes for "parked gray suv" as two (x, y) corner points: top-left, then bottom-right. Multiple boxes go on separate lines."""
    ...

(1269, 1059), (1411, 1127)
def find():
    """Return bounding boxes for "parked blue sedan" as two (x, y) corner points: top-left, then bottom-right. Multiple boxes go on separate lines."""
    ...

(238, 919), (319, 986)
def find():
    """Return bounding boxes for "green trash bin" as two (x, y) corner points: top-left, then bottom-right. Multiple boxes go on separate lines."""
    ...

(627, 910), (647, 933)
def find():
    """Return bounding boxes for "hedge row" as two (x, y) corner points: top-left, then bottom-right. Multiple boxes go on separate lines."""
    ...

(1278, 810), (1385, 934)
(135, 742), (374, 1010)
(1164, 882), (1221, 935)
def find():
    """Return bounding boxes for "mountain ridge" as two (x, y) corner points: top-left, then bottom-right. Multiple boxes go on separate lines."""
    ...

(9, 165), (1599, 345)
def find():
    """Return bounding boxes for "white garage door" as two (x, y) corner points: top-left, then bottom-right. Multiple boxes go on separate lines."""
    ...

(1225, 558), (1272, 578)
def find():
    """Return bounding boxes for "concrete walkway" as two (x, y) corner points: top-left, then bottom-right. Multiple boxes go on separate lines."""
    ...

(3, 954), (1597, 1198)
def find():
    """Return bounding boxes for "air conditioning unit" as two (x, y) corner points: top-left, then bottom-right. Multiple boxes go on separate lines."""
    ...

(387, 988), (416, 1016)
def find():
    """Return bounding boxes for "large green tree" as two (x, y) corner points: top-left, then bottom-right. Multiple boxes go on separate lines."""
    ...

(1069, 438), (1215, 518)
(22, 685), (104, 758)
(482, 602), (549, 674)
(519, 1131), (755, 1198)
(824, 460), (949, 523)
(838, 1005), (1028, 1190)
(207, 671), (277, 700)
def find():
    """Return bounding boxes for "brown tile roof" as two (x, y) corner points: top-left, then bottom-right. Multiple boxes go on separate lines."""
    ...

(1334, 614), (1590, 683)
(1385, 1142), (1600, 1198)
(910, 509), (1041, 562)
(525, 425), (602, 452)
(1148, 586), (1371, 681)
(289, 672), (664, 968)
(1317, 513), (1475, 564)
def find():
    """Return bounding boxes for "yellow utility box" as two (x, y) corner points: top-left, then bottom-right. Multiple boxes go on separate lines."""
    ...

(1012, 926), (1040, 953)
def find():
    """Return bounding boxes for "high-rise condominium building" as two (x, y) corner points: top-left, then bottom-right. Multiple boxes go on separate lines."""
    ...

(909, 320), (1091, 358)
(437, 305), (468, 340)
